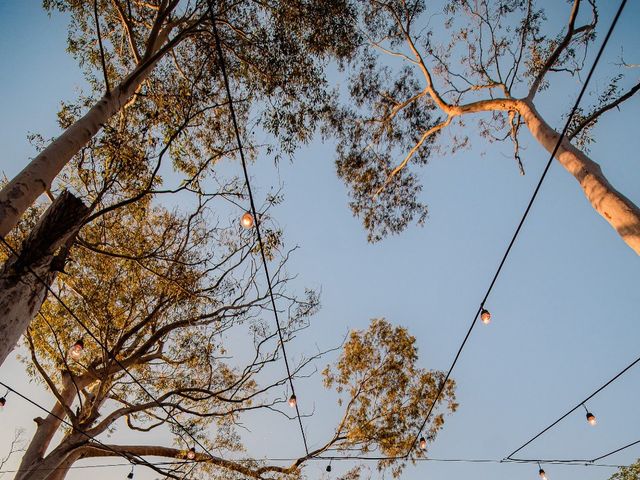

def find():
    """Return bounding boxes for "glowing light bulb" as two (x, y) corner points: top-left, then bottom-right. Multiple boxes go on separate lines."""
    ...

(539, 468), (547, 480)
(586, 412), (596, 426)
(68, 340), (84, 360)
(326, 465), (332, 472)
(187, 447), (196, 460)
(0, 397), (6, 408)
(240, 212), (254, 229)
(288, 394), (297, 408)
(418, 436), (427, 450)
(480, 309), (491, 324)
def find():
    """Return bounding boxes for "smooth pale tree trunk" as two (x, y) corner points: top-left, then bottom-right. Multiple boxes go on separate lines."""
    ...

(0, 190), (88, 366)
(450, 97), (640, 254)
(518, 100), (640, 254)
(0, 66), (152, 239)
(16, 372), (90, 480)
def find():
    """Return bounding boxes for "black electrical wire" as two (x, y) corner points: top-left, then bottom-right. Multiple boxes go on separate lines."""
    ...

(592, 438), (640, 462)
(505, 350), (640, 460)
(0, 236), (218, 468)
(0, 381), (181, 479)
(0, 454), (627, 474)
(408, 0), (628, 457)
(205, 0), (310, 455)
(507, 435), (640, 465)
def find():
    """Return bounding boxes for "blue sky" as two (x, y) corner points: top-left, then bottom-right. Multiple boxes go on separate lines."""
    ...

(0, 1), (639, 480)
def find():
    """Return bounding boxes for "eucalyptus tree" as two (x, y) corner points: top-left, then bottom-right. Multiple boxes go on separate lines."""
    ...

(329, 0), (640, 252)
(0, 0), (358, 238)
(14, 187), (456, 480)
(0, 0), (361, 366)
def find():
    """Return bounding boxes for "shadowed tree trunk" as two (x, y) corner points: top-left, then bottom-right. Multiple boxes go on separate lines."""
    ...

(0, 190), (88, 366)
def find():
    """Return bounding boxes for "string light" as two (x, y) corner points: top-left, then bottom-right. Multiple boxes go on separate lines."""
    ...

(68, 339), (84, 360)
(187, 447), (196, 460)
(326, 464), (332, 472)
(582, 404), (597, 426)
(208, 5), (309, 455)
(126, 464), (134, 479)
(419, 437), (427, 450)
(538, 463), (548, 480)
(480, 309), (491, 325)
(240, 212), (254, 229)
(288, 394), (297, 408)
(0, 396), (6, 408)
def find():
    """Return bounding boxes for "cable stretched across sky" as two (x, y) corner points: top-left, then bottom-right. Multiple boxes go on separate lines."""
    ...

(407, 0), (629, 458)
(505, 350), (640, 460)
(0, 380), (184, 479)
(205, 0), (310, 456)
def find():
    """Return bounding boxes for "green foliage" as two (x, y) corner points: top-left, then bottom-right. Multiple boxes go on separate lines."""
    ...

(326, 0), (636, 242)
(610, 459), (640, 480)
(324, 318), (457, 477)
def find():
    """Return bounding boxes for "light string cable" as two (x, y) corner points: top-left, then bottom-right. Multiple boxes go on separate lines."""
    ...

(0, 452), (630, 475)
(0, 235), (220, 469)
(506, 437), (640, 466)
(0, 380), (187, 479)
(406, 0), (629, 459)
(505, 349), (640, 461)
(205, 1), (310, 455)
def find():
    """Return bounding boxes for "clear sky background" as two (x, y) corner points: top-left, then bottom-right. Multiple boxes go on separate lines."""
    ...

(0, 1), (639, 480)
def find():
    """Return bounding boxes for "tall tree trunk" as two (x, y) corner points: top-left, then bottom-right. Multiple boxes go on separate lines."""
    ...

(42, 450), (82, 480)
(16, 372), (89, 480)
(0, 190), (88, 366)
(0, 66), (152, 239)
(518, 100), (640, 254)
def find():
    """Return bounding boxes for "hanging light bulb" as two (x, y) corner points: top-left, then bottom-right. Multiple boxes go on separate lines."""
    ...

(288, 394), (297, 408)
(582, 404), (597, 425)
(538, 468), (547, 480)
(127, 468), (134, 479)
(480, 308), (491, 325)
(419, 437), (427, 450)
(68, 339), (84, 360)
(0, 397), (5, 408)
(187, 447), (196, 460)
(240, 212), (254, 229)
(326, 464), (332, 472)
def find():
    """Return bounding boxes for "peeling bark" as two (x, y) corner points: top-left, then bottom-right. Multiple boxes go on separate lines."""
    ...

(0, 190), (88, 366)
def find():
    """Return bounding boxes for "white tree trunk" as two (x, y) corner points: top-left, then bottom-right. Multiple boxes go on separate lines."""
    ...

(0, 191), (88, 366)
(519, 100), (640, 254)
(0, 68), (151, 239)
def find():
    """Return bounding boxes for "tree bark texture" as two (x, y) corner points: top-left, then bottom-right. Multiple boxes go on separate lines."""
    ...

(0, 67), (151, 239)
(15, 371), (90, 480)
(0, 190), (88, 366)
(518, 100), (640, 254)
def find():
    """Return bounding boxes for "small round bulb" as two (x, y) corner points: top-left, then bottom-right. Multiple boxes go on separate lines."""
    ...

(240, 212), (254, 229)
(539, 468), (547, 480)
(127, 472), (134, 479)
(326, 465), (332, 472)
(69, 340), (84, 360)
(288, 394), (297, 408)
(419, 436), (427, 450)
(0, 397), (6, 408)
(586, 412), (596, 426)
(187, 447), (196, 460)
(480, 309), (491, 325)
